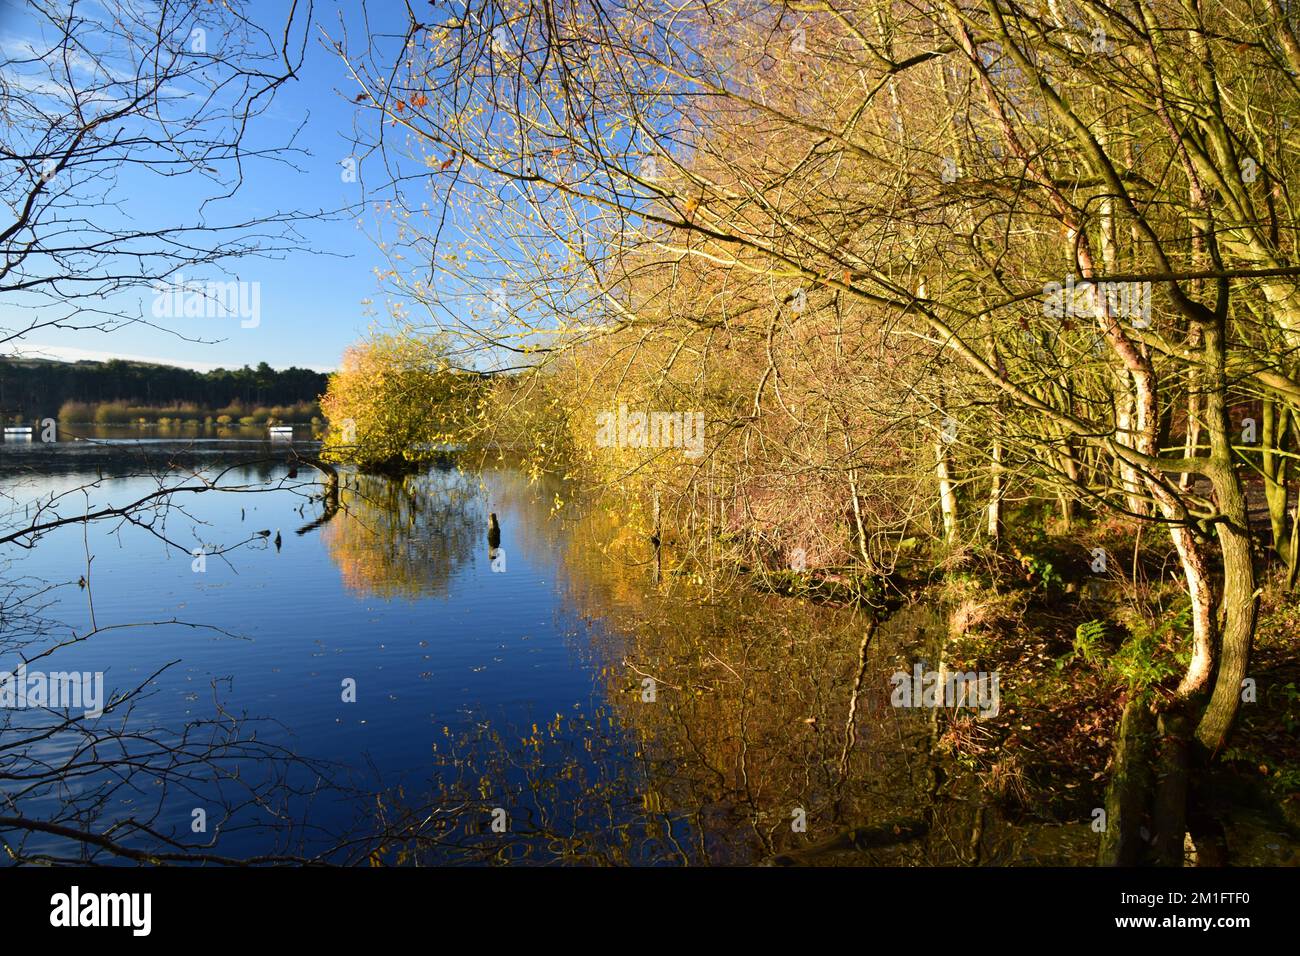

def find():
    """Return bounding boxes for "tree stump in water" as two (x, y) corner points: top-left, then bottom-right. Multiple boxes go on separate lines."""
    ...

(1099, 698), (1196, 866)
(1150, 710), (1191, 866)
(1098, 697), (1155, 866)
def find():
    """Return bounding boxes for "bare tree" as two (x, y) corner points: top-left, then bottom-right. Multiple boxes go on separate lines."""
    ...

(1, 0), (322, 346)
(0, 0), (377, 865)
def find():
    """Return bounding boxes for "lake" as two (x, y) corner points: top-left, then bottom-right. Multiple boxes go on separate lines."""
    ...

(0, 429), (1093, 865)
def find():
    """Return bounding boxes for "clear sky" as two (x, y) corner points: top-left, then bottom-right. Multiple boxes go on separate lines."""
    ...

(0, 0), (418, 372)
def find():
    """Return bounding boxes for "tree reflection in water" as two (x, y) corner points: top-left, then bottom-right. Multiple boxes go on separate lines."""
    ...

(0, 455), (1098, 865)
(322, 463), (480, 599)
(352, 471), (1095, 866)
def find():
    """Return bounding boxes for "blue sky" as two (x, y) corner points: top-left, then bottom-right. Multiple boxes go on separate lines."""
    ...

(0, 0), (420, 372)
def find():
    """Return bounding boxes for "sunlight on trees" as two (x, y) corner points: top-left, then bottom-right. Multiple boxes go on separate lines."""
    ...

(319, 331), (475, 471)
(331, 0), (1300, 756)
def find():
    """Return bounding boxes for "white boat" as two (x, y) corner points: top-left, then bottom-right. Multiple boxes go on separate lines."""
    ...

(3, 425), (33, 441)
(268, 425), (294, 441)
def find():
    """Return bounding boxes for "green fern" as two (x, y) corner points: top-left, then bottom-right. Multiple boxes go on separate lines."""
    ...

(1107, 605), (1191, 690)
(1073, 619), (1107, 665)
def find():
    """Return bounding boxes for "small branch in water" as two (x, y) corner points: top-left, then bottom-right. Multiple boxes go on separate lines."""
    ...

(764, 816), (928, 866)
(622, 659), (683, 691)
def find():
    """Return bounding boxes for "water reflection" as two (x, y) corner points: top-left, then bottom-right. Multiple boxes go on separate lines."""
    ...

(0, 441), (1098, 865)
(352, 472), (1096, 866)
(321, 465), (480, 599)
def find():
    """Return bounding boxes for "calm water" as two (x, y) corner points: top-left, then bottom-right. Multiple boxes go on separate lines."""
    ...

(0, 430), (1094, 865)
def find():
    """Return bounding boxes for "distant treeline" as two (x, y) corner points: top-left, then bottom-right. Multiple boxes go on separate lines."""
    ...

(0, 358), (329, 422)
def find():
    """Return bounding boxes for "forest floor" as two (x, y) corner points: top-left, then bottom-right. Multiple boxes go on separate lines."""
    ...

(920, 520), (1300, 866)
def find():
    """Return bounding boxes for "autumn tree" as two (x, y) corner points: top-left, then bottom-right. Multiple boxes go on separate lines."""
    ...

(320, 331), (475, 470)
(334, 0), (1300, 757)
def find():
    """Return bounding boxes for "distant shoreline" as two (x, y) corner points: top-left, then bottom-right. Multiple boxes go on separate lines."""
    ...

(0, 357), (329, 424)
(46, 400), (321, 427)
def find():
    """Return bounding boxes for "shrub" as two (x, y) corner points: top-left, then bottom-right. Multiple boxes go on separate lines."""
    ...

(93, 402), (133, 424)
(319, 330), (475, 470)
(57, 400), (95, 422)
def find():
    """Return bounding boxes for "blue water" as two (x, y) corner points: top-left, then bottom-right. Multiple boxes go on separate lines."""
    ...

(3, 434), (1038, 867)
(0, 437), (640, 862)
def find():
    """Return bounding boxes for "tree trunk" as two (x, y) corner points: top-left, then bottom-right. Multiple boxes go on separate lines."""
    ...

(1057, 438), (1079, 531)
(1262, 397), (1291, 564)
(1195, 322), (1258, 752)
(987, 435), (1003, 540)
(1115, 381), (1149, 517)
(935, 387), (958, 543)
